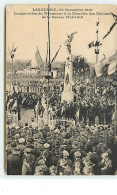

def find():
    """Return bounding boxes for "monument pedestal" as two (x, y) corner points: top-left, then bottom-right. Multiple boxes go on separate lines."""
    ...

(61, 89), (74, 103)
(61, 52), (74, 103)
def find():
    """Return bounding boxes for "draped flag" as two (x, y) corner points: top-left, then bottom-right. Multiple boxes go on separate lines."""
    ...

(26, 60), (31, 68)
(103, 12), (117, 39)
(96, 21), (99, 26)
(35, 46), (44, 68)
(108, 61), (117, 75)
(95, 41), (102, 47)
(10, 42), (17, 59)
(51, 45), (61, 64)
(88, 41), (94, 48)
(109, 52), (117, 64)
(95, 57), (110, 77)
(108, 52), (117, 75)
(95, 52), (117, 77)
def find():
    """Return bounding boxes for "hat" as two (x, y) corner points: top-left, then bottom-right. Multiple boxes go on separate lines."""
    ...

(7, 138), (13, 144)
(15, 134), (20, 139)
(101, 144), (108, 152)
(74, 151), (81, 157)
(13, 146), (20, 154)
(10, 142), (16, 147)
(60, 145), (65, 150)
(72, 141), (78, 145)
(102, 152), (108, 159)
(25, 123), (28, 126)
(26, 144), (34, 149)
(24, 148), (32, 153)
(33, 134), (39, 139)
(44, 143), (50, 149)
(54, 129), (60, 134)
(38, 159), (45, 165)
(47, 139), (53, 145)
(38, 139), (44, 144)
(27, 137), (33, 142)
(46, 132), (52, 137)
(19, 138), (25, 144)
(63, 150), (69, 157)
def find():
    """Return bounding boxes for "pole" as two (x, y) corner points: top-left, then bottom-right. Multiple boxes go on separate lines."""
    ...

(48, 4), (51, 67)
(95, 18), (99, 92)
(47, 78), (49, 124)
(115, 86), (117, 124)
(46, 4), (51, 125)
(114, 67), (117, 124)
(12, 57), (13, 85)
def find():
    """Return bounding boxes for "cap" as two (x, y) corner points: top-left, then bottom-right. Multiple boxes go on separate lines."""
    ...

(54, 129), (60, 134)
(38, 159), (45, 165)
(63, 150), (69, 157)
(19, 138), (25, 144)
(74, 151), (81, 157)
(44, 143), (50, 149)
(15, 134), (20, 139)
(24, 148), (32, 153)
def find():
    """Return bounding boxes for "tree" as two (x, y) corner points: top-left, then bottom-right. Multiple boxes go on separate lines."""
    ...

(72, 55), (90, 82)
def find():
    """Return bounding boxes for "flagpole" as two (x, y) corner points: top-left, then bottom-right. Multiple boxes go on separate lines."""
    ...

(113, 65), (117, 125)
(12, 57), (13, 85)
(44, 4), (51, 125)
(48, 4), (51, 67)
(95, 18), (100, 91)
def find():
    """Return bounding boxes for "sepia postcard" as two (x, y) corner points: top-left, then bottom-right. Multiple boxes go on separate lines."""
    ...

(5, 4), (117, 175)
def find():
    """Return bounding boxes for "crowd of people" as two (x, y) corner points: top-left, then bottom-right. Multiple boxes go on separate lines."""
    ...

(6, 76), (117, 175)
(6, 122), (117, 175)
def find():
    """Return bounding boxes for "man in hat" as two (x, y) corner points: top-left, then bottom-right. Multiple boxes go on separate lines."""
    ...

(73, 151), (82, 175)
(57, 150), (72, 175)
(22, 148), (35, 175)
(42, 143), (54, 168)
(34, 159), (48, 175)
(7, 146), (23, 175)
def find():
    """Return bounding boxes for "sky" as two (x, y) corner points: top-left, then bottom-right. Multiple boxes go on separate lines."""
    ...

(6, 4), (117, 65)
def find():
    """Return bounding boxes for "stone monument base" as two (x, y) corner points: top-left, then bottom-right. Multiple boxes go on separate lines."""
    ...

(61, 90), (74, 103)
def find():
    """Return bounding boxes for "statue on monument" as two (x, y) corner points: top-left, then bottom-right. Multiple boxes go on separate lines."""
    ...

(61, 32), (77, 103)
(65, 31), (77, 54)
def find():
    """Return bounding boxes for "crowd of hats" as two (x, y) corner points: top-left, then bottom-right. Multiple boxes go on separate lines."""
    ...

(6, 122), (117, 175)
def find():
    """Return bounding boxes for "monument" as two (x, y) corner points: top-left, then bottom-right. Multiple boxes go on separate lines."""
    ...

(61, 32), (77, 103)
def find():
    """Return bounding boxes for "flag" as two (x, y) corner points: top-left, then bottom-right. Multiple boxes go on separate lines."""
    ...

(95, 57), (110, 77)
(51, 45), (61, 64)
(26, 60), (31, 67)
(103, 12), (117, 39)
(88, 41), (94, 48)
(108, 52), (117, 75)
(109, 52), (117, 64)
(96, 21), (99, 26)
(108, 61), (117, 75)
(13, 47), (17, 52)
(35, 46), (44, 68)
(95, 41), (102, 47)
